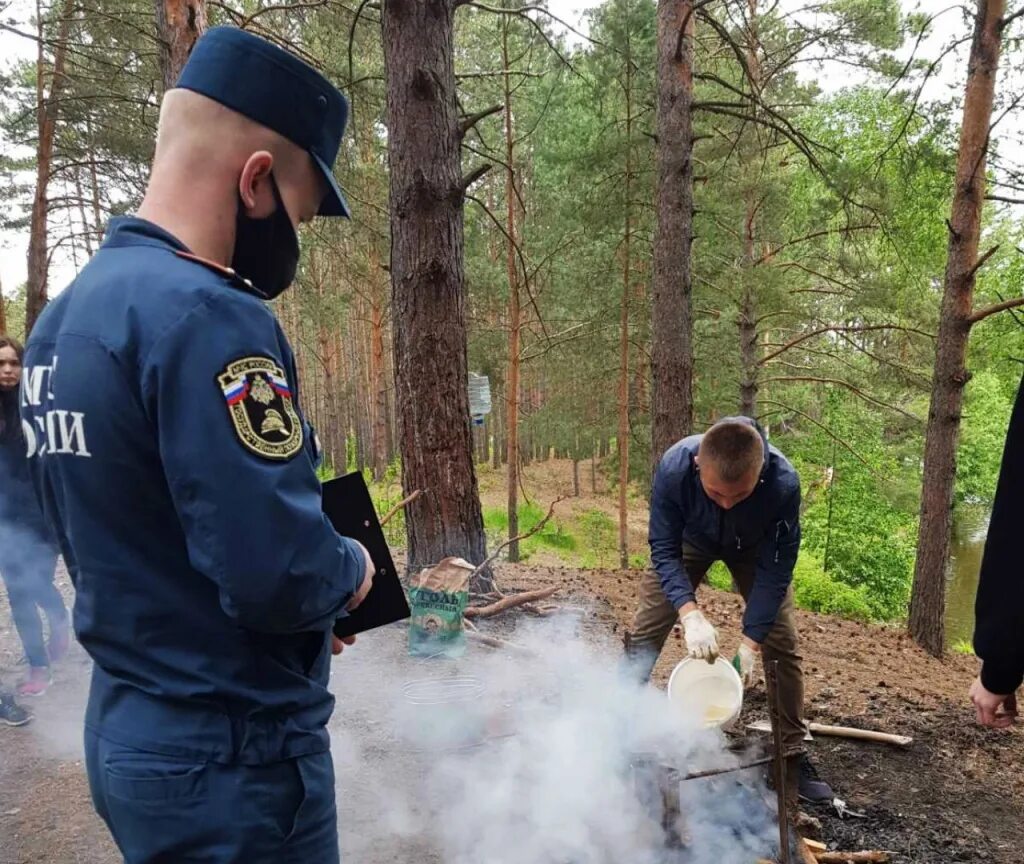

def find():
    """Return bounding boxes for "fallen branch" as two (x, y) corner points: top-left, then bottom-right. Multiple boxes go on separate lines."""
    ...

(380, 489), (422, 527)
(815, 853), (892, 864)
(465, 586), (559, 619)
(464, 628), (534, 656)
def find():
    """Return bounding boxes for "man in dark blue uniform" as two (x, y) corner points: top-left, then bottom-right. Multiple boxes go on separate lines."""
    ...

(21, 27), (373, 863)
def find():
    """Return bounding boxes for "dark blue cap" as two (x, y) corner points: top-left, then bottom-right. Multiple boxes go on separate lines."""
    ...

(176, 26), (350, 218)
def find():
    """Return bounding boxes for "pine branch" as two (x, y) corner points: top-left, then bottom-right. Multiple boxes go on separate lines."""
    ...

(759, 376), (921, 422)
(460, 104), (504, 138)
(967, 297), (1024, 326)
(460, 163), (493, 191)
(758, 324), (934, 367)
(759, 399), (871, 468)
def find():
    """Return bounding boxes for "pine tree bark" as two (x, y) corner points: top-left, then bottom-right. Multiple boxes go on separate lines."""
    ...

(382, 0), (487, 577)
(617, 49), (634, 571)
(909, 0), (1005, 657)
(651, 0), (695, 465)
(25, 0), (74, 335)
(502, 20), (522, 563)
(155, 0), (207, 92)
(739, 192), (759, 417)
(738, 1), (762, 418)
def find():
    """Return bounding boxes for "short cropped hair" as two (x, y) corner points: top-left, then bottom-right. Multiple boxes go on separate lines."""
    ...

(698, 422), (764, 483)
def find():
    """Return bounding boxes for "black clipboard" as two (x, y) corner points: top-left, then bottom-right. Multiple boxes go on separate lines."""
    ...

(322, 472), (411, 638)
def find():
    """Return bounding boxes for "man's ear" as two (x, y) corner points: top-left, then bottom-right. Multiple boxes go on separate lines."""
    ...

(238, 151), (275, 214)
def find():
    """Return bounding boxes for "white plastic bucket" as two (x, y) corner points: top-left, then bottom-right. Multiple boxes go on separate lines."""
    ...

(666, 656), (744, 729)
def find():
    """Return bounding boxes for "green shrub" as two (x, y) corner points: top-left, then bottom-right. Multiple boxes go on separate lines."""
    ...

(791, 553), (874, 621)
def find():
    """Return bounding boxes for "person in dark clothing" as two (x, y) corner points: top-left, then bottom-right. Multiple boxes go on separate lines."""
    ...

(20, 29), (372, 864)
(971, 372), (1024, 728)
(0, 335), (70, 697)
(625, 417), (832, 805)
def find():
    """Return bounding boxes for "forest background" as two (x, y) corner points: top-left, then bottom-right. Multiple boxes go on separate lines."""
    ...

(1, 0), (1023, 653)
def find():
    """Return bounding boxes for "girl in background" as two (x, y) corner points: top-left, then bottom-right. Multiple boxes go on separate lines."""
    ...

(0, 335), (69, 696)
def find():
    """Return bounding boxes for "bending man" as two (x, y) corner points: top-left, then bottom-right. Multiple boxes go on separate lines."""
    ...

(626, 417), (832, 805)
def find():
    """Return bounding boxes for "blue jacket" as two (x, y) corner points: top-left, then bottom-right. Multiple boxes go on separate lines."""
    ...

(21, 217), (365, 764)
(648, 418), (801, 643)
(0, 402), (50, 538)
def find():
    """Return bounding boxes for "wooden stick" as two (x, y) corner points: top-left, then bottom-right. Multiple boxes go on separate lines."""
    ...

(746, 721), (912, 748)
(464, 628), (534, 656)
(814, 853), (892, 863)
(796, 839), (819, 864)
(380, 489), (422, 526)
(464, 586), (560, 619)
(807, 723), (912, 748)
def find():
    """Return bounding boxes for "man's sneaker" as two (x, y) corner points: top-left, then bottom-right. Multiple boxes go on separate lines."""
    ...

(0, 691), (33, 726)
(796, 754), (834, 802)
(16, 667), (51, 698)
(48, 623), (71, 664)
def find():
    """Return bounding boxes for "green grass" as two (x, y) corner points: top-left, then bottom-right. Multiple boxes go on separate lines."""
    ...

(482, 502), (578, 561)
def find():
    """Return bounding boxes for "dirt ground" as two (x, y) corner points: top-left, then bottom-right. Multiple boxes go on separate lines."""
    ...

(2, 551), (1021, 862)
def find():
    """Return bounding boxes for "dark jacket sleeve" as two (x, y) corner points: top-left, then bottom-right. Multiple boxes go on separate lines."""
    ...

(648, 453), (697, 610)
(743, 480), (800, 643)
(142, 291), (365, 635)
(974, 373), (1024, 694)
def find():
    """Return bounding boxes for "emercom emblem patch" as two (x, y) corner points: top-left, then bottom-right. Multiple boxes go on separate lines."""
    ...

(217, 356), (303, 460)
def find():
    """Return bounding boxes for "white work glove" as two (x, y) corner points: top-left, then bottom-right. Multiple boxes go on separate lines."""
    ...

(732, 641), (759, 687)
(680, 608), (719, 663)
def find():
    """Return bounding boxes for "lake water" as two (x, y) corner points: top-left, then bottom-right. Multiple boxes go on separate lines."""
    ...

(944, 504), (991, 650)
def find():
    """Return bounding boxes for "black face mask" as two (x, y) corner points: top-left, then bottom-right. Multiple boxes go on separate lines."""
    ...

(231, 173), (299, 300)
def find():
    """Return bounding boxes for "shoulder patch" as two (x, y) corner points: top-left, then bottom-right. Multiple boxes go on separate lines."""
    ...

(217, 356), (303, 460)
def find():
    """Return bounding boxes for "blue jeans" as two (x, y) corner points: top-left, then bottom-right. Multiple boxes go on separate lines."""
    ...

(0, 530), (64, 668)
(85, 728), (340, 863)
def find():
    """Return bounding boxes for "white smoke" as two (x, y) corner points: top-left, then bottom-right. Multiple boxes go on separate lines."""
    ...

(331, 614), (784, 864)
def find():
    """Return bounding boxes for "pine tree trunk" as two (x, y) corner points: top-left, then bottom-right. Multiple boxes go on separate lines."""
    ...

(155, 0), (207, 92)
(909, 0), (1005, 658)
(370, 291), (388, 481)
(573, 459), (580, 498)
(25, 0), (74, 335)
(382, 0), (488, 578)
(738, 232), (758, 418)
(651, 0), (695, 465)
(502, 21), (522, 564)
(738, 3), (761, 419)
(87, 118), (104, 246)
(617, 50), (634, 572)
(74, 165), (94, 258)
(492, 385), (503, 469)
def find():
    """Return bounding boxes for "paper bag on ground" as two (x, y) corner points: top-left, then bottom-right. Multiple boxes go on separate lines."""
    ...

(408, 557), (474, 658)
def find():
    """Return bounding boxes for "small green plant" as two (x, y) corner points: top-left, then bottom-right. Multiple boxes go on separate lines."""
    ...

(951, 638), (975, 656)
(705, 562), (733, 592)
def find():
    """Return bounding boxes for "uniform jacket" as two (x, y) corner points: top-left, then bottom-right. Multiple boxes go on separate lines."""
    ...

(648, 417), (801, 643)
(22, 217), (365, 764)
